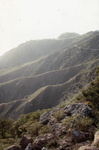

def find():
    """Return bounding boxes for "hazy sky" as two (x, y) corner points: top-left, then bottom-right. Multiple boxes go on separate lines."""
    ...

(0, 0), (99, 56)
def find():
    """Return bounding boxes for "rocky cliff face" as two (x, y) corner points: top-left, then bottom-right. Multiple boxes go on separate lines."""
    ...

(3, 102), (99, 150)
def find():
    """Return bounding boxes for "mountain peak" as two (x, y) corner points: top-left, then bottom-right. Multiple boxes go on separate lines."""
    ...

(58, 32), (79, 39)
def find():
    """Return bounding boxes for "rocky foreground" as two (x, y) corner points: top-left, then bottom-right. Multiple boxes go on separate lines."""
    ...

(4, 103), (99, 150)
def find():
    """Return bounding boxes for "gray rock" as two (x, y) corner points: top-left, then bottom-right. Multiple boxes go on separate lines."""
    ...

(25, 143), (33, 150)
(20, 135), (33, 150)
(47, 117), (67, 136)
(33, 133), (54, 150)
(71, 129), (88, 143)
(64, 103), (91, 117)
(39, 111), (51, 125)
(92, 131), (99, 147)
(78, 145), (99, 150)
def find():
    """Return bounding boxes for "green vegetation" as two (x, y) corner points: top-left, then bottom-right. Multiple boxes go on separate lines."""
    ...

(0, 138), (20, 150)
(0, 30), (99, 149)
(62, 116), (74, 129)
(62, 115), (93, 132)
(0, 109), (46, 138)
(0, 31), (99, 120)
(76, 66), (99, 111)
(0, 67), (99, 149)
(53, 109), (65, 121)
(38, 125), (50, 135)
(76, 66), (99, 128)
(73, 116), (93, 132)
(0, 119), (13, 138)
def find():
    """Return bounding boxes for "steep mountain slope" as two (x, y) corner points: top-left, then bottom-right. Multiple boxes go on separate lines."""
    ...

(0, 38), (75, 70)
(0, 31), (99, 119)
(0, 31), (98, 71)
(0, 64), (85, 103)
(0, 32), (99, 83)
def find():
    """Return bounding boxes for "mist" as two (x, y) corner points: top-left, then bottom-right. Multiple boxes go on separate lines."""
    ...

(0, 0), (99, 56)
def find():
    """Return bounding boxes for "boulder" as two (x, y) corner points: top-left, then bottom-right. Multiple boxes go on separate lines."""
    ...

(47, 118), (66, 136)
(4, 145), (21, 150)
(71, 129), (88, 143)
(78, 145), (99, 150)
(33, 133), (54, 150)
(47, 117), (58, 127)
(20, 135), (33, 150)
(64, 103), (91, 117)
(39, 111), (51, 125)
(25, 143), (33, 150)
(92, 131), (99, 147)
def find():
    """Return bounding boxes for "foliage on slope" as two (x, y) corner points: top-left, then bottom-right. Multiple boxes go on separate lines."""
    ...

(0, 67), (99, 149)
(77, 66), (99, 109)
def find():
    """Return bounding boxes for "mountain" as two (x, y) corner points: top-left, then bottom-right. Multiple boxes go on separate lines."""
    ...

(0, 66), (99, 149)
(0, 31), (99, 120)
(58, 32), (79, 39)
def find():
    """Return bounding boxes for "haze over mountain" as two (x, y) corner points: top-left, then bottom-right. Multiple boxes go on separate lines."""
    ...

(0, 31), (99, 120)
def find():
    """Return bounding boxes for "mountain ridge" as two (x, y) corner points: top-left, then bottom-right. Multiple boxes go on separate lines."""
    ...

(0, 31), (99, 119)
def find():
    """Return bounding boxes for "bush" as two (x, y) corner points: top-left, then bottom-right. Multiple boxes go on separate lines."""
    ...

(82, 67), (99, 109)
(0, 138), (20, 150)
(0, 119), (13, 138)
(62, 116), (74, 129)
(26, 122), (41, 137)
(17, 109), (46, 125)
(62, 115), (93, 132)
(74, 116), (93, 132)
(38, 125), (50, 135)
(53, 110), (65, 121)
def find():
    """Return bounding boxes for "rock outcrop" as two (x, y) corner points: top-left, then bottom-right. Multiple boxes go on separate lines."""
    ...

(64, 103), (92, 117)
(78, 145), (99, 150)
(25, 143), (33, 150)
(48, 119), (66, 136)
(39, 111), (51, 125)
(4, 103), (95, 150)
(78, 131), (99, 150)
(92, 131), (99, 147)
(33, 133), (54, 150)
(71, 129), (88, 143)
(20, 135), (33, 150)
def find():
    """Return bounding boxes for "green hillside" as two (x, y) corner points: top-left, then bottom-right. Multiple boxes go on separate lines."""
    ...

(0, 31), (99, 120)
(0, 66), (99, 150)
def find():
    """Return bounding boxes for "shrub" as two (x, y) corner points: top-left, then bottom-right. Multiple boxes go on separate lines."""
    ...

(92, 109), (99, 124)
(74, 116), (93, 132)
(38, 125), (50, 135)
(82, 67), (99, 109)
(62, 115), (93, 132)
(0, 119), (13, 138)
(62, 116), (74, 129)
(26, 122), (41, 137)
(53, 110), (65, 121)
(0, 138), (20, 150)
